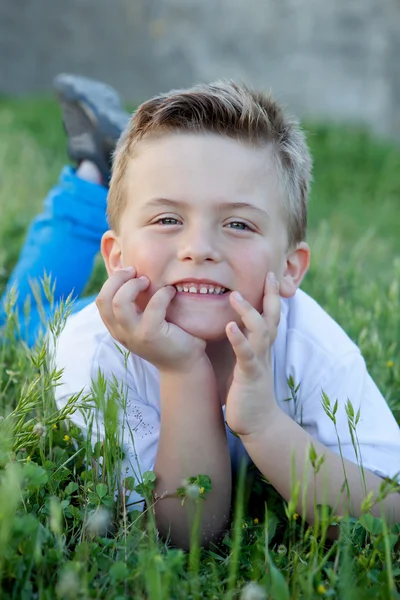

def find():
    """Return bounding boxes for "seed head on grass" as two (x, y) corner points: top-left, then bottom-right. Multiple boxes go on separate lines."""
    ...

(33, 422), (46, 438)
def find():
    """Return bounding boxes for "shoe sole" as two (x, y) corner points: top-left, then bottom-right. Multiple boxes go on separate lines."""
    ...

(53, 74), (130, 180)
(53, 73), (129, 139)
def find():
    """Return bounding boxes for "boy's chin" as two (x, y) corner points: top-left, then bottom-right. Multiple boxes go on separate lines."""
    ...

(171, 316), (229, 342)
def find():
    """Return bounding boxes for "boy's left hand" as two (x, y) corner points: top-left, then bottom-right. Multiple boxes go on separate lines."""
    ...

(225, 272), (281, 438)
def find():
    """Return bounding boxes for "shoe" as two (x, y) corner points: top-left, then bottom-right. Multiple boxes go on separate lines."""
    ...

(53, 74), (130, 183)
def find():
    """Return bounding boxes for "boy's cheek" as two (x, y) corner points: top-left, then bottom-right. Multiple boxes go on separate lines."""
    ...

(135, 291), (150, 313)
(135, 285), (159, 312)
(241, 288), (264, 314)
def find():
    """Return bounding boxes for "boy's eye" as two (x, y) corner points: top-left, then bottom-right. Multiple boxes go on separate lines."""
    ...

(226, 221), (252, 231)
(155, 217), (180, 225)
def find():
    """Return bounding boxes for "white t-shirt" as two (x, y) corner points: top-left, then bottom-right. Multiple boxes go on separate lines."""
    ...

(53, 289), (400, 508)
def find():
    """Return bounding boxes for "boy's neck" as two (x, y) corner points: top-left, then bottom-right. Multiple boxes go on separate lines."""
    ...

(206, 338), (235, 405)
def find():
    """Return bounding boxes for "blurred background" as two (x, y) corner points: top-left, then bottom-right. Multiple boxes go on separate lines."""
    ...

(0, 0), (400, 287)
(1, 0), (400, 138)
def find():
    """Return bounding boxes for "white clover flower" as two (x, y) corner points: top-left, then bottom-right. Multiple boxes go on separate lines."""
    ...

(277, 544), (287, 556)
(86, 507), (110, 536)
(33, 422), (46, 438)
(185, 484), (201, 500)
(56, 570), (80, 599)
(240, 582), (267, 600)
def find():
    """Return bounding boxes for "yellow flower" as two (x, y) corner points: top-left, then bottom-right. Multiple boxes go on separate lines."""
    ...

(387, 360), (394, 368)
(293, 513), (299, 520)
(199, 486), (205, 494)
(63, 435), (70, 442)
(53, 424), (57, 429)
(26, 456), (31, 462)
(242, 522), (248, 529)
(317, 584), (327, 594)
(253, 518), (259, 524)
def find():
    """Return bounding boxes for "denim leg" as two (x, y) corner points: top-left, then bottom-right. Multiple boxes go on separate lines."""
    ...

(0, 167), (108, 345)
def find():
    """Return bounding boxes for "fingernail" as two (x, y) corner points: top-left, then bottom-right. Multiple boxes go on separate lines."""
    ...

(120, 266), (134, 273)
(232, 291), (243, 302)
(138, 276), (148, 283)
(267, 272), (277, 284)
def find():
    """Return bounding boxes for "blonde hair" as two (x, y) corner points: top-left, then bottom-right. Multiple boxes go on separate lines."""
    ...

(108, 80), (312, 246)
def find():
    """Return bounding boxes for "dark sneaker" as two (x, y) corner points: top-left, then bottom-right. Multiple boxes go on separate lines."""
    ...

(53, 73), (130, 183)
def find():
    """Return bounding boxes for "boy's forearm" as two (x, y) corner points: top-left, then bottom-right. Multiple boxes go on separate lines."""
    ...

(241, 411), (400, 527)
(153, 359), (231, 550)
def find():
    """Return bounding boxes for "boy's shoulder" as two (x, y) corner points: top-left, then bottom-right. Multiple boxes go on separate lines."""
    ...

(281, 288), (359, 361)
(274, 288), (362, 401)
(56, 300), (112, 360)
(54, 301), (129, 398)
(54, 300), (159, 403)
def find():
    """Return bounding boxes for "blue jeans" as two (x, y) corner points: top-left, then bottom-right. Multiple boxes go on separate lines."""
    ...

(0, 167), (108, 346)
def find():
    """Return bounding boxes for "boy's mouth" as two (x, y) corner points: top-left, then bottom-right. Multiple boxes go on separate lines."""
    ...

(172, 281), (230, 296)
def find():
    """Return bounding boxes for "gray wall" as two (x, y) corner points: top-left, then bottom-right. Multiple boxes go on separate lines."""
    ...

(1, 0), (400, 138)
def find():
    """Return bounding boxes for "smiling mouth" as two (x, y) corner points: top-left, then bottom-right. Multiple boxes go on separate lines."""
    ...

(173, 283), (229, 296)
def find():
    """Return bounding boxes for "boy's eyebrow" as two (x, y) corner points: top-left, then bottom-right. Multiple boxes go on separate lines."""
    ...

(142, 197), (269, 219)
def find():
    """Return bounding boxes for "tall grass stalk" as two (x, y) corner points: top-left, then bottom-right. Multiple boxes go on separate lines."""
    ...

(225, 459), (247, 599)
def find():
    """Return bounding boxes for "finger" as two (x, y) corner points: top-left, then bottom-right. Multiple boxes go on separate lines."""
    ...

(140, 285), (177, 338)
(96, 267), (138, 327)
(96, 267), (136, 308)
(229, 291), (267, 351)
(226, 322), (259, 377)
(111, 276), (150, 329)
(262, 272), (281, 345)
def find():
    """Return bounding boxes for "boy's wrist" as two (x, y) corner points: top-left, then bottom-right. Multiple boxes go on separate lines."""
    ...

(158, 354), (213, 378)
(238, 404), (284, 446)
(159, 356), (220, 412)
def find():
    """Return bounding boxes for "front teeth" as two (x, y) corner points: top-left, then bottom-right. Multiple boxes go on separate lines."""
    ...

(175, 284), (226, 295)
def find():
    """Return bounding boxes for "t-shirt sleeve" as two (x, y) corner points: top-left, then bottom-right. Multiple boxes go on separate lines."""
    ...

(298, 351), (400, 482)
(52, 317), (160, 511)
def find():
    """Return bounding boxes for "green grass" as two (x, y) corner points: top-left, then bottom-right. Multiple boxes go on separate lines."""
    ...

(0, 96), (399, 599)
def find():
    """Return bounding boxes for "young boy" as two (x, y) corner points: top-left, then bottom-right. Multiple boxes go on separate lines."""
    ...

(3, 76), (399, 550)
(52, 77), (400, 548)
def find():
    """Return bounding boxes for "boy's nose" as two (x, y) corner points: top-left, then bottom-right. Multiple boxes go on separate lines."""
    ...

(176, 227), (221, 263)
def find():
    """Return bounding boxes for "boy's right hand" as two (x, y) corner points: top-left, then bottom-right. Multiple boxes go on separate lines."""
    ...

(95, 267), (207, 373)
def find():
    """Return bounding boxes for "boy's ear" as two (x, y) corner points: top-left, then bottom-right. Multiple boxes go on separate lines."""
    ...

(279, 241), (310, 298)
(101, 230), (123, 277)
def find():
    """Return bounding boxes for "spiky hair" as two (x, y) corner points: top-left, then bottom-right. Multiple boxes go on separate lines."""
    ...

(108, 80), (312, 246)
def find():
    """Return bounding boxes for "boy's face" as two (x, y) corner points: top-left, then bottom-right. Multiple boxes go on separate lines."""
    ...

(103, 133), (309, 342)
